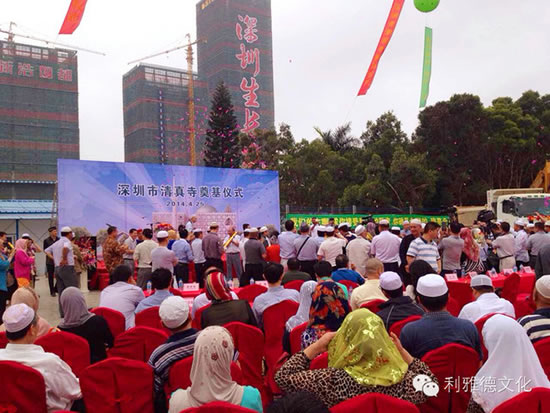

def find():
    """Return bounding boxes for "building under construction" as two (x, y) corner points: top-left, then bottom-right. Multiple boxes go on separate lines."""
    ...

(123, 63), (208, 165)
(0, 39), (79, 200)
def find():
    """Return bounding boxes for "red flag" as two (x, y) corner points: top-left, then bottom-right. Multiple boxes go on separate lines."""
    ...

(59, 0), (88, 35)
(357, 0), (404, 96)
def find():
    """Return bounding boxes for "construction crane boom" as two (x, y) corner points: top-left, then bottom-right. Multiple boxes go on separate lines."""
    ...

(127, 38), (204, 65)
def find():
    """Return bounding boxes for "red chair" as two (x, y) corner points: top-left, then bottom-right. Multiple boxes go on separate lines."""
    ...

(90, 307), (126, 338)
(284, 279), (304, 292)
(289, 322), (308, 354)
(263, 300), (300, 371)
(447, 296), (461, 317)
(108, 326), (168, 362)
(420, 343), (480, 413)
(236, 284), (267, 302)
(135, 306), (171, 334)
(35, 331), (90, 377)
(179, 401), (257, 412)
(534, 337), (550, 379)
(169, 287), (186, 297)
(224, 322), (265, 390)
(492, 387), (550, 412)
(447, 281), (475, 310)
(501, 273), (520, 303)
(331, 393), (420, 413)
(389, 315), (422, 337)
(0, 331), (7, 349)
(80, 357), (154, 413)
(338, 279), (359, 293)
(514, 293), (536, 319)
(0, 361), (47, 413)
(192, 304), (211, 330)
(310, 351), (328, 370)
(360, 299), (386, 313)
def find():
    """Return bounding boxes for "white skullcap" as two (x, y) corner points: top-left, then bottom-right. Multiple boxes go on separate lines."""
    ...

(515, 220), (525, 227)
(470, 274), (493, 288)
(417, 274), (448, 297)
(2, 303), (35, 333)
(421, 223), (426, 229)
(248, 227), (258, 233)
(159, 296), (190, 329)
(545, 221), (550, 226)
(61, 226), (72, 233)
(21, 233), (31, 239)
(210, 222), (219, 228)
(317, 226), (326, 232)
(260, 226), (268, 232)
(403, 220), (410, 225)
(325, 226), (335, 232)
(355, 225), (366, 235)
(156, 230), (169, 239)
(535, 275), (550, 300)
(380, 271), (403, 291)
(338, 222), (350, 229)
(391, 226), (401, 231)
(243, 228), (251, 233)
(379, 219), (390, 225)
(410, 219), (422, 225)
(527, 223), (535, 228)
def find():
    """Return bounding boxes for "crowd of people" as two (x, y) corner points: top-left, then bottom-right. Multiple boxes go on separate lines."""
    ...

(1, 215), (550, 412)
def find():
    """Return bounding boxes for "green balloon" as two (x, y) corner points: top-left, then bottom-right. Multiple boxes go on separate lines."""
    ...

(414, 0), (440, 13)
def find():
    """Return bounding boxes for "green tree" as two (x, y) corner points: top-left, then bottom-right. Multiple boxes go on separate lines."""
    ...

(361, 111), (408, 168)
(240, 123), (295, 169)
(314, 122), (360, 153)
(203, 81), (241, 168)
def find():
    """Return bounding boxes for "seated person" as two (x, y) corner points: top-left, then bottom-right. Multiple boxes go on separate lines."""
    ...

(519, 275), (550, 343)
(252, 263), (299, 327)
(148, 296), (199, 413)
(281, 258), (312, 284)
(283, 281), (317, 354)
(191, 267), (239, 318)
(169, 326), (262, 413)
(135, 268), (173, 313)
(376, 272), (424, 330)
(99, 264), (144, 329)
(404, 259), (434, 300)
(314, 260), (349, 300)
(458, 274), (515, 323)
(58, 287), (114, 364)
(275, 309), (436, 408)
(0, 304), (82, 411)
(331, 254), (365, 286)
(0, 286), (53, 338)
(349, 258), (387, 309)
(400, 274), (482, 360)
(201, 271), (257, 328)
(301, 281), (350, 350)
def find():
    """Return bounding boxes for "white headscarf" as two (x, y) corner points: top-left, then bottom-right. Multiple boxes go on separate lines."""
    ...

(472, 315), (550, 412)
(168, 326), (243, 413)
(286, 281), (317, 332)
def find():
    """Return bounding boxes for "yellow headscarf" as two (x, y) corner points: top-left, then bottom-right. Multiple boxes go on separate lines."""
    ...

(328, 309), (408, 386)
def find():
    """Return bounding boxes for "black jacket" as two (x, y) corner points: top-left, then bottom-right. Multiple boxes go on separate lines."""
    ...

(201, 299), (258, 329)
(376, 295), (425, 330)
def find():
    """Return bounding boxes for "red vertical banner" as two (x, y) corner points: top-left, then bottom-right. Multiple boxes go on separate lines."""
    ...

(59, 0), (88, 35)
(357, 0), (405, 96)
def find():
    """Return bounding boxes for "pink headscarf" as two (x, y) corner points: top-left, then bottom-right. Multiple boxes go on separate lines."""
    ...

(460, 228), (479, 262)
(15, 239), (29, 253)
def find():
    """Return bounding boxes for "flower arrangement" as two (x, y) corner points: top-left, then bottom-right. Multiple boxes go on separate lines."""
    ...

(75, 236), (97, 272)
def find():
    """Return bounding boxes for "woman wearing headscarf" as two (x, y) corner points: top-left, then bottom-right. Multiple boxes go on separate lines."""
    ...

(13, 238), (34, 287)
(467, 315), (550, 412)
(276, 309), (436, 408)
(200, 271), (257, 329)
(366, 222), (377, 241)
(169, 326), (263, 413)
(282, 281), (317, 354)
(3, 286), (53, 337)
(460, 227), (485, 274)
(300, 281), (350, 350)
(58, 287), (114, 363)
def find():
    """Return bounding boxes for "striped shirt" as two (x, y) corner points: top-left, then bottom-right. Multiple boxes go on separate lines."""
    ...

(407, 237), (440, 272)
(518, 308), (550, 343)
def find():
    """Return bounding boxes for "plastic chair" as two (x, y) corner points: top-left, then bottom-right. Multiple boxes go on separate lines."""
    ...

(0, 360), (47, 413)
(289, 322), (308, 354)
(360, 299), (386, 313)
(35, 331), (90, 377)
(91, 307), (126, 338)
(447, 296), (461, 317)
(492, 387), (550, 412)
(419, 343), (480, 413)
(192, 304), (210, 330)
(0, 331), (7, 349)
(310, 351), (328, 370)
(80, 357), (154, 413)
(178, 401), (257, 412)
(389, 315), (422, 337)
(534, 337), (550, 380)
(108, 326), (168, 362)
(284, 279), (304, 292)
(501, 273), (520, 303)
(169, 287), (185, 297)
(338, 279), (359, 293)
(331, 393), (420, 413)
(263, 300), (300, 371)
(135, 306), (171, 334)
(236, 284), (267, 302)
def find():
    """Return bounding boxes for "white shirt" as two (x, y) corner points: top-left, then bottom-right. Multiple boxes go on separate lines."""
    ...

(317, 237), (347, 266)
(185, 221), (194, 233)
(224, 234), (241, 254)
(279, 231), (299, 259)
(0, 343), (81, 411)
(99, 281), (145, 329)
(239, 238), (249, 264)
(370, 230), (401, 263)
(123, 237), (137, 260)
(44, 236), (74, 266)
(192, 239), (206, 264)
(191, 291), (239, 318)
(458, 292), (515, 323)
(515, 230), (530, 262)
(310, 224), (319, 238)
(346, 236), (371, 276)
(133, 239), (158, 268)
(493, 233), (516, 259)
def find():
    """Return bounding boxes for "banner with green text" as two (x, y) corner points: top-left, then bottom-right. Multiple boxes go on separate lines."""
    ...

(285, 213), (449, 228)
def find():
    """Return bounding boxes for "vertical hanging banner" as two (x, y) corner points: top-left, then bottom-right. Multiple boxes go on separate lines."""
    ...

(419, 26), (433, 108)
(59, 0), (88, 35)
(357, 0), (405, 96)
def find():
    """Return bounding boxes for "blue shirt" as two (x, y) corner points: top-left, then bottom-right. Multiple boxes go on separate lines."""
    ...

(278, 231), (299, 259)
(400, 311), (482, 360)
(135, 290), (173, 313)
(0, 253), (9, 292)
(172, 239), (194, 264)
(331, 268), (365, 285)
(252, 286), (299, 327)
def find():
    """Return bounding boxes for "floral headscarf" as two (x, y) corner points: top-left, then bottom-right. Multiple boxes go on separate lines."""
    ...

(205, 272), (233, 302)
(460, 227), (480, 261)
(307, 281), (350, 335)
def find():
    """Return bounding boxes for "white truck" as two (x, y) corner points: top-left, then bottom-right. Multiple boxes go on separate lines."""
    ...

(487, 188), (550, 224)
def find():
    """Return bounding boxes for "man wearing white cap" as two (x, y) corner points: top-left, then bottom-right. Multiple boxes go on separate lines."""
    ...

(401, 220), (411, 237)
(545, 221), (550, 234)
(148, 296), (199, 413)
(45, 226), (78, 316)
(314, 226), (325, 247)
(317, 226), (346, 268)
(376, 271), (424, 329)
(527, 222), (550, 268)
(519, 275), (550, 343)
(338, 222), (355, 243)
(243, 227), (267, 286)
(514, 220), (530, 268)
(458, 275), (515, 323)
(346, 225), (371, 277)
(0, 304), (82, 411)
(400, 274), (482, 359)
(349, 259), (386, 309)
(370, 219), (402, 273)
(260, 225), (271, 248)
(151, 230), (178, 274)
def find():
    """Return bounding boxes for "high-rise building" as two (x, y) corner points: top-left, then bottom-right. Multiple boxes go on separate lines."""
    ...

(196, 0), (275, 134)
(0, 40), (79, 200)
(123, 63), (208, 165)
